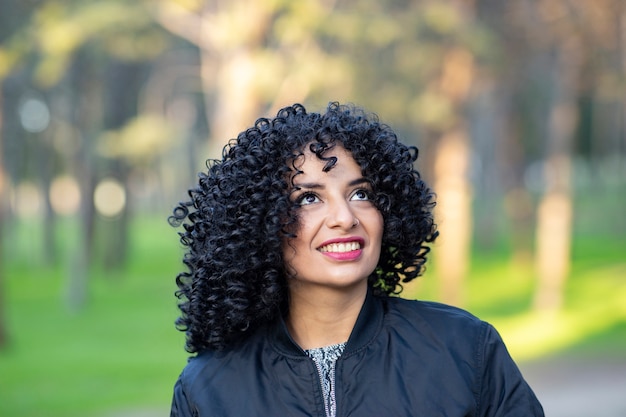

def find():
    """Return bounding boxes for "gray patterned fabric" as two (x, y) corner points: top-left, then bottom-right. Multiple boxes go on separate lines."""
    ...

(305, 342), (347, 417)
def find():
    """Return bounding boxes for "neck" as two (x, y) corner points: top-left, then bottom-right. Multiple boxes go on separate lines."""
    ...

(286, 282), (367, 350)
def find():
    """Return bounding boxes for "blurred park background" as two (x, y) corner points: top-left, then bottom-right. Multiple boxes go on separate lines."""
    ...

(0, 0), (625, 416)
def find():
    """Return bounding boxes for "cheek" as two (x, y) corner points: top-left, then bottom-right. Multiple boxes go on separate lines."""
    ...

(290, 211), (318, 244)
(281, 240), (299, 278)
(281, 224), (313, 265)
(281, 240), (293, 262)
(369, 211), (384, 242)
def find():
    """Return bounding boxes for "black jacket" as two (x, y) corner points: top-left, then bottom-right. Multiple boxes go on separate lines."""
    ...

(171, 292), (544, 416)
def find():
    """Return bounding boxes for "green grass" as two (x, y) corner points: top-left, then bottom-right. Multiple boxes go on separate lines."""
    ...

(1, 214), (625, 416)
(0, 216), (188, 417)
(406, 234), (626, 362)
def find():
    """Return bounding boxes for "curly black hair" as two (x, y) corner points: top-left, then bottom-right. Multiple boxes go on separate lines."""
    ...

(169, 102), (437, 353)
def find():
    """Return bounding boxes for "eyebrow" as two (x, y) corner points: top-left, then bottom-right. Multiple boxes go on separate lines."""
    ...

(294, 177), (371, 190)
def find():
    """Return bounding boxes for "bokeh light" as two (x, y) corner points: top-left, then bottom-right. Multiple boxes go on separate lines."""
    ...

(18, 97), (51, 133)
(93, 178), (126, 218)
(49, 175), (81, 216)
(11, 181), (43, 218)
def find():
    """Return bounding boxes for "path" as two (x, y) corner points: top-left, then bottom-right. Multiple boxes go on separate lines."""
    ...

(520, 356), (626, 417)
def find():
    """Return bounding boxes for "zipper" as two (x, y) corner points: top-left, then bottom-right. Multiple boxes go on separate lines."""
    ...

(311, 357), (332, 417)
(305, 343), (346, 417)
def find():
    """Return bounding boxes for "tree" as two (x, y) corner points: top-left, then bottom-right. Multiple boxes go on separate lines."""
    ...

(474, 0), (626, 310)
(0, 0), (182, 308)
(155, 0), (353, 157)
(530, 0), (625, 310)
(0, 0), (43, 349)
(0, 89), (8, 348)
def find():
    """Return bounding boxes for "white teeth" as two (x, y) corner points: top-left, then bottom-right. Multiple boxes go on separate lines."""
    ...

(319, 242), (361, 253)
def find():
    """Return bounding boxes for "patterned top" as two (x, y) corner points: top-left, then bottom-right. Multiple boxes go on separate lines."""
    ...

(305, 342), (347, 417)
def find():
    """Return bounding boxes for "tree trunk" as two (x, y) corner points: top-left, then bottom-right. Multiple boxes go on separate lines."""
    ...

(65, 51), (102, 310)
(197, 1), (270, 158)
(102, 162), (130, 271)
(37, 129), (57, 265)
(100, 61), (146, 271)
(433, 46), (475, 306)
(469, 82), (500, 250)
(533, 44), (579, 311)
(202, 47), (263, 158)
(0, 89), (9, 348)
(433, 128), (472, 306)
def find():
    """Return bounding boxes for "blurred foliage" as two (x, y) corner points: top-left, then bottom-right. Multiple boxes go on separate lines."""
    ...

(97, 114), (178, 164)
(3, 1), (169, 86)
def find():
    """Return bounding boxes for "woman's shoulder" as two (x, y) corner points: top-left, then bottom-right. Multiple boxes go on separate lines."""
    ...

(177, 328), (270, 386)
(384, 295), (480, 317)
(381, 295), (489, 336)
(177, 349), (228, 386)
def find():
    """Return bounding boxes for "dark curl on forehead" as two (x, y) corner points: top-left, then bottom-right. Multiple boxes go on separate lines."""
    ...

(308, 132), (337, 172)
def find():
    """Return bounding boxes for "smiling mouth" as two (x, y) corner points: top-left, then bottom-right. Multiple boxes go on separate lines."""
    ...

(318, 241), (362, 253)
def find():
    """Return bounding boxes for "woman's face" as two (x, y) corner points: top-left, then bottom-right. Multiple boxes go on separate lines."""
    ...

(282, 144), (384, 292)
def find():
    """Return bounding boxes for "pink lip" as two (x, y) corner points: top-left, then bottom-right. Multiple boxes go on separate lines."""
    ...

(322, 250), (363, 261)
(317, 237), (365, 262)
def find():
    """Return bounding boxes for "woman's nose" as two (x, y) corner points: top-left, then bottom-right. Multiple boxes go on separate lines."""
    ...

(326, 199), (357, 229)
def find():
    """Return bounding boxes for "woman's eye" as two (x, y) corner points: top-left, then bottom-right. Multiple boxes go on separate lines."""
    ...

(351, 189), (371, 201)
(296, 193), (320, 206)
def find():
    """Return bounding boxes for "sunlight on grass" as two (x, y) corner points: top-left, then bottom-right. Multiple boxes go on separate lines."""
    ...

(494, 264), (626, 361)
(408, 256), (626, 363)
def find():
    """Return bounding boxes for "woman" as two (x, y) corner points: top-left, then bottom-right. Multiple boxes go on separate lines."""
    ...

(169, 102), (544, 416)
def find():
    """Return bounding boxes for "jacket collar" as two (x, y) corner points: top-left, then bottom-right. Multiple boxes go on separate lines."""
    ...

(269, 289), (384, 357)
